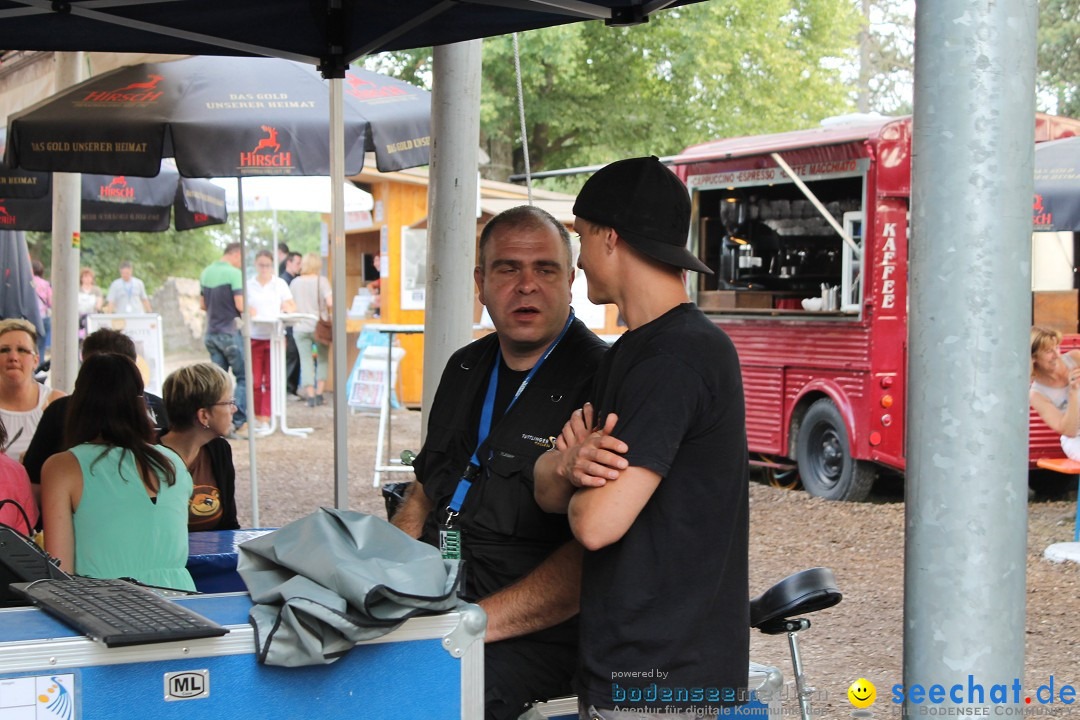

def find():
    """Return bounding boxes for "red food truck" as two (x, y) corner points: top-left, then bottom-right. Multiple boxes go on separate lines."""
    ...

(670, 113), (1080, 500)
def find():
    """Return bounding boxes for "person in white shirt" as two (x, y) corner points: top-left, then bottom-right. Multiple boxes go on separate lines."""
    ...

(104, 261), (152, 314)
(247, 250), (296, 431)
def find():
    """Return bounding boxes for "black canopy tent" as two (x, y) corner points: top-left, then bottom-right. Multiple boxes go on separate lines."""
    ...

(0, 1), (690, 75)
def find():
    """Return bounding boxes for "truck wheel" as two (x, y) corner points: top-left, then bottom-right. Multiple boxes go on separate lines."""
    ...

(796, 398), (876, 501)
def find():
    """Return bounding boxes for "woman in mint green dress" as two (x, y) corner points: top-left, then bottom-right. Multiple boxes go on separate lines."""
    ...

(41, 354), (195, 591)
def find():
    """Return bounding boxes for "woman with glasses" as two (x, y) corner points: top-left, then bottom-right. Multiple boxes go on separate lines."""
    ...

(0, 319), (65, 461)
(40, 353), (194, 590)
(158, 363), (240, 532)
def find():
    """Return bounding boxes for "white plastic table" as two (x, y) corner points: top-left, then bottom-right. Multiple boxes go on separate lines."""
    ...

(364, 323), (424, 486)
(252, 313), (317, 437)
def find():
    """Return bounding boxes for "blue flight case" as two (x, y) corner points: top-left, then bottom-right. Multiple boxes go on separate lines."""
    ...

(0, 592), (485, 719)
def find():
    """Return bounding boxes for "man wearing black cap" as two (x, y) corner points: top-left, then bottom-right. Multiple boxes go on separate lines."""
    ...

(535, 156), (749, 719)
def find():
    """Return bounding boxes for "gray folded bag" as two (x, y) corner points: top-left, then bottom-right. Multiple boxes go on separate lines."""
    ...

(238, 507), (464, 666)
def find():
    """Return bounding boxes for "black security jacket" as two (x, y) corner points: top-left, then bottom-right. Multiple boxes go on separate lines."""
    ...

(414, 316), (606, 604)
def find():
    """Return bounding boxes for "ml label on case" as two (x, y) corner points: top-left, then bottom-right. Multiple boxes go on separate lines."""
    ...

(164, 670), (209, 701)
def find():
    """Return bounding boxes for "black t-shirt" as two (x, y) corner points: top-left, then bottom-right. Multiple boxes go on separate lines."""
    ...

(23, 393), (169, 485)
(577, 303), (750, 712)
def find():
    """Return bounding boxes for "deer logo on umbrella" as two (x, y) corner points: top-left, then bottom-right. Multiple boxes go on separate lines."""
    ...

(1033, 193), (1053, 227)
(113, 74), (164, 93)
(253, 126), (281, 154)
(344, 71), (406, 101)
(83, 73), (165, 103)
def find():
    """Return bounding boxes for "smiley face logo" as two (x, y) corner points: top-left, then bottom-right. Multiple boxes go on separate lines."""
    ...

(848, 678), (876, 708)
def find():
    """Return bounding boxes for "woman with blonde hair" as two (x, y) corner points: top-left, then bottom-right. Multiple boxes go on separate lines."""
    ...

(1030, 325), (1080, 460)
(0, 319), (64, 460)
(289, 252), (332, 407)
(159, 363), (239, 531)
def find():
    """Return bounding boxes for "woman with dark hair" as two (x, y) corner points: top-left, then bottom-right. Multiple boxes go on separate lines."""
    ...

(41, 353), (194, 590)
(159, 362), (240, 531)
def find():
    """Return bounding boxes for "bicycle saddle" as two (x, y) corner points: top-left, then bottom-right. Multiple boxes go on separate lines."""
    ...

(750, 567), (841, 633)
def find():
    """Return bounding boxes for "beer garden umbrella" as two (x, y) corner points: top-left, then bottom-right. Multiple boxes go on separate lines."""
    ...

(1033, 136), (1080, 232)
(0, 164), (228, 233)
(5, 56), (430, 177)
(0, 230), (43, 340)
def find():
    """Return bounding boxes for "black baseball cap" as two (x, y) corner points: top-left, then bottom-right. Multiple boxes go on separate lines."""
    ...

(573, 155), (713, 274)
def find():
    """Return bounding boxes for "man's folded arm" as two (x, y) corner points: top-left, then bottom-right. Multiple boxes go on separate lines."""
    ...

(478, 539), (583, 643)
(568, 466), (661, 551)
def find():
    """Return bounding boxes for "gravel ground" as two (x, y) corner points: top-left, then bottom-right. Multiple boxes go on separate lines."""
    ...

(175, 352), (1080, 717)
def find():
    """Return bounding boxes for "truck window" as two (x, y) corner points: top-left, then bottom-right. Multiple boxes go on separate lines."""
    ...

(692, 174), (865, 318)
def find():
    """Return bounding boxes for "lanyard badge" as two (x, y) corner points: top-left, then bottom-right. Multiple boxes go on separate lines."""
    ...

(440, 527), (462, 560)
(441, 464), (476, 559)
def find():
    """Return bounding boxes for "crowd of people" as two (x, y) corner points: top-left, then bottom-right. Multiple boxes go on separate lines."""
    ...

(0, 321), (242, 592)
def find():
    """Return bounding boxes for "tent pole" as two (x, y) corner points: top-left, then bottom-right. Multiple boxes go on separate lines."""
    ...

(421, 40), (483, 440)
(49, 51), (83, 393)
(331, 77), (348, 509)
(905, 1), (1034, 711)
(238, 177), (259, 528)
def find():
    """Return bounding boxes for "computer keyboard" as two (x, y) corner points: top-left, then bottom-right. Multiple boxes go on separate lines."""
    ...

(9, 578), (230, 647)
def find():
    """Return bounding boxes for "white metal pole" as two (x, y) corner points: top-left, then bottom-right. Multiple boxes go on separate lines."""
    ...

(331, 77), (349, 508)
(49, 51), (83, 392)
(422, 40), (483, 439)
(905, 1), (1035, 711)
(237, 178), (259, 528)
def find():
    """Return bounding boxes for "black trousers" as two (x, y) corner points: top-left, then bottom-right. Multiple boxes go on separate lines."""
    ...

(485, 636), (576, 720)
(284, 328), (300, 395)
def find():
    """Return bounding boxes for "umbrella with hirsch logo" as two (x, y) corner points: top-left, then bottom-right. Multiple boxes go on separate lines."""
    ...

(0, 164), (227, 233)
(5, 55), (430, 178)
(1033, 136), (1080, 232)
(0, 128), (226, 231)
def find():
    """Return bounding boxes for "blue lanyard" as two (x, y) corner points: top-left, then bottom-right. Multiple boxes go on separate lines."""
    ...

(445, 311), (574, 521)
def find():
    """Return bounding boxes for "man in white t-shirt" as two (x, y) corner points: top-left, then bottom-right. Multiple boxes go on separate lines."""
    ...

(105, 261), (152, 314)
(248, 250), (296, 431)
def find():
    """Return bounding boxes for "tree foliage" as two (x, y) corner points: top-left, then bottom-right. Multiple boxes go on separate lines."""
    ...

(28, 227), (219, 295)
(856, 0), (913, 114)
(859, 0), (1080, 119)
(1038, 0), (1080, 117)
(366, 0), (859, 181)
